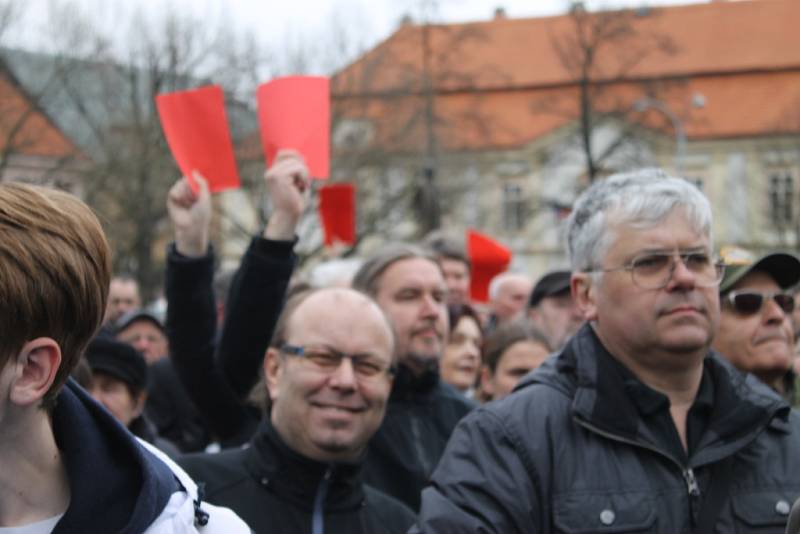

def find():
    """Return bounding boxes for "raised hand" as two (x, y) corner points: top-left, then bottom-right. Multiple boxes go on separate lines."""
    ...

(263, 149), (311, 241)
(167, 172), (212, 257)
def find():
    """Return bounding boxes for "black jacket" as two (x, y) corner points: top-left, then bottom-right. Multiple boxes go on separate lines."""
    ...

(179, 419), (416, 534)
(145, 358), (210, 452)
(165, 237), (294, 446)
(362, 365), (475, 511)
(412, 324), (800, 533)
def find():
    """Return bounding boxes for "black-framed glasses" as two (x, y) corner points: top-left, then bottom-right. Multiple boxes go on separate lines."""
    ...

(586, 250), (725, 290)
(280, 344), (396, 380)
(724, 291), (795, 316)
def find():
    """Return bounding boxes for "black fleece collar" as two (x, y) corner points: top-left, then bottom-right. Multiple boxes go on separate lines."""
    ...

(52, 380), (177, 534)
(245, 418), (365, 512)
(389, 363), (439, 402)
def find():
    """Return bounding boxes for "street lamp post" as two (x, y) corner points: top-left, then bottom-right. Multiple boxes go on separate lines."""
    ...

(633, 97), (686, 175)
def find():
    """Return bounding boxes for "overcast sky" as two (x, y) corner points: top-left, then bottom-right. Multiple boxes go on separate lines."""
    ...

(178, 0), (706, 43)
(9, 0), (708, 72)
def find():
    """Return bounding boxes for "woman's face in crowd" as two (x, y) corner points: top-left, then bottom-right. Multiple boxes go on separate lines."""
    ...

(440, 316), (482, 392)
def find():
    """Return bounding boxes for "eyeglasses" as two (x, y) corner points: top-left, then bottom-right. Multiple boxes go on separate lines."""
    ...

(280, 344), (396, 381)
(587, 250), (725, 290)
(724, 291), (795, 316)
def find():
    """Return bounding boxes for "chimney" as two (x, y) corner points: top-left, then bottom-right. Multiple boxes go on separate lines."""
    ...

(494, 7), (507, 19)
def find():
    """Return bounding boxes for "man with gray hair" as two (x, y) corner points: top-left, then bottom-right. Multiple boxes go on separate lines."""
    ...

(351, 244), (475, 511)
(486, 271), (533, 331)
(412, 169), (800, 533)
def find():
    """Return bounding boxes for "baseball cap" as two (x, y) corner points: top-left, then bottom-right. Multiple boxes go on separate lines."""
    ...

(85, 337), (148, 391)
(115, 308), (165, 335)
(529, 270), (572, 308)
(718, 246), (800, 293)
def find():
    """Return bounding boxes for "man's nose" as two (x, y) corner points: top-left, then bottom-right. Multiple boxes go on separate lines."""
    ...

(420, 293), (441, 317)
(667, 256), (697, 289)
(329, 357), (358, 389)
(763, 296), (789, 325)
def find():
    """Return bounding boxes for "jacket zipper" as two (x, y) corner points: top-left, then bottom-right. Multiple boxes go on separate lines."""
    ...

(312, 467), (332, 534)
(411, 416), (432, 475)
(573, 417), (701, 522)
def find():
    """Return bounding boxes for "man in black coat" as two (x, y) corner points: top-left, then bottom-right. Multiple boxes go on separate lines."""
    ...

(180, 285), (416, 533)
(352, 244), (476, 511)
(412, 169), (800, 533)
(173, 151), (415, 533)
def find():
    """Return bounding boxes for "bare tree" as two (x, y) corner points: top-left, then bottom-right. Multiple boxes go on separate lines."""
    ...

(330, 5), (506, 245)
(0, 1), (273, 299)
(541, 2), (681, 182)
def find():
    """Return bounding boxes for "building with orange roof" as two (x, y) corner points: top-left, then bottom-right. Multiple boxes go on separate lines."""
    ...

(332, 0), (800, 275)
(0, 58), (86, 195)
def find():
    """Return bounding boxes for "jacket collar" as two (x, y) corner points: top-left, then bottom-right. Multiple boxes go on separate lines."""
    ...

(389, 363), (440, 401)
(523, 324), (790, 465)
(244, 418), (365, 512)
(52, 380), (176, 534)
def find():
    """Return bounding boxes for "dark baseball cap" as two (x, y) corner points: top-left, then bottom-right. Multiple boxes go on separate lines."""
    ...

(529, 270), (572, 308)
(718, 246), (800, 293)
(85, 337), (148, 391)
(115, 308), (165, 335)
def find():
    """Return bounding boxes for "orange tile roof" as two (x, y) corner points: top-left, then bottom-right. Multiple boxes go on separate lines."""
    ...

(332, 0), (800, 149)
(0, 67), (79, 158)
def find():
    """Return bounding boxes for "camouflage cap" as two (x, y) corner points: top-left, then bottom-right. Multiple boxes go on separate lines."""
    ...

(718, 246), (800, 293)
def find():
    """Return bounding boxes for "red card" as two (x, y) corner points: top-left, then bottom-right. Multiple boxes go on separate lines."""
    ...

(467, 230), (512, 303)
(257, 76), (330, 179)
(156, 85), (240, 193)
(318, 183), (355, 246)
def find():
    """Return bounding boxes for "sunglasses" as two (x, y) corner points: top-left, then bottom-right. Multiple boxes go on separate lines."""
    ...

(724, 290), (795, 315)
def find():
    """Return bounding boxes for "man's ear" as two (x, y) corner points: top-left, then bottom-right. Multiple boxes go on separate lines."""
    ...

(571, 273), (599, 322)
(9, 338), (62, 407)
(263, 348), (283, 404)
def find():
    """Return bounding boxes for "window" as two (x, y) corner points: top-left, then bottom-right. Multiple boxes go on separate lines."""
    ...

(502, 183), (525, 232)
(769, 171), (794, 226)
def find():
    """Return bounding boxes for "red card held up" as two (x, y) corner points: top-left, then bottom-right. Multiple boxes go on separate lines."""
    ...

(318, 183), (355, 246)
(257, 76), (330, 179)
(156, 85), (241, 193)
(467, 229), (512, 303)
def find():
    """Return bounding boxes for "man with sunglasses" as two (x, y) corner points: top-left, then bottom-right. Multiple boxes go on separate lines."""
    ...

(412, 170), (800, 533)
(713, 246), (800, 400)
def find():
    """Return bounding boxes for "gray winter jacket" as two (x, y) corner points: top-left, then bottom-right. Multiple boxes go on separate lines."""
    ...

(412, 324), (800, 533)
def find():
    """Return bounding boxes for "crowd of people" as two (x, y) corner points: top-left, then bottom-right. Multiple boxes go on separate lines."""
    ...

(1, 152), (800, 533)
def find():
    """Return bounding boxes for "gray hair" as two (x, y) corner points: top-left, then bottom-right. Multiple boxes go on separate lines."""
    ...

(567, 169), (712, 271)
(351, 243), (440, 297)
(488, 271), (531, 301)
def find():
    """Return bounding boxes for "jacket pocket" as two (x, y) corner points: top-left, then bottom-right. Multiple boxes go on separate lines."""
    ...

(730, 490), (794, 532)
(553, 490), (656, 533)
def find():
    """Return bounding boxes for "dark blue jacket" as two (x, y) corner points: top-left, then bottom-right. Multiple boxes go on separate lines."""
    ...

(51, 380), (249, 533)
(53, 380), (176, 533)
